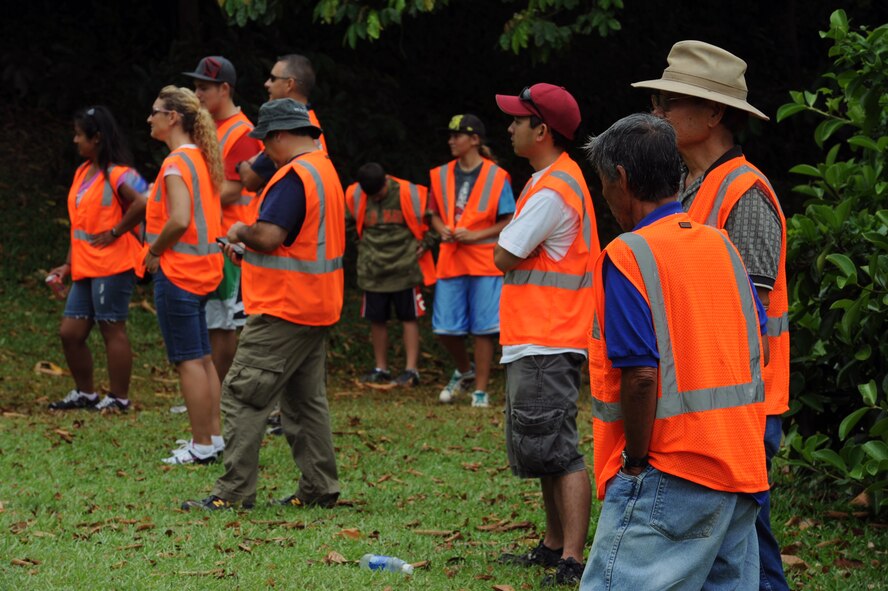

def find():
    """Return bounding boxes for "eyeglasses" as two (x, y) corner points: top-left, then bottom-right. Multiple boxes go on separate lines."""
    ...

(149, 108), (175, 117)
(268, 73), (295, 83)
(519, 86), (545, 121)
(650, 94), (699, 112)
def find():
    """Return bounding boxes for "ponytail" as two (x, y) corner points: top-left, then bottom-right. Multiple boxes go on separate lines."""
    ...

(157, 85), (224, 192)
(479, 143), (497, 164)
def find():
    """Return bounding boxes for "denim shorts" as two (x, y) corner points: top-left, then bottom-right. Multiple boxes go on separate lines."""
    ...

(432, 275), (501, 336)
(63, 270), (135, 322)
(504, 352), (586, 478)
(153, 268), (211, 363)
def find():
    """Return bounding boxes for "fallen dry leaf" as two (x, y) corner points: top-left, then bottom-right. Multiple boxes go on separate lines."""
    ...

(492, 585), (515, 591)
(53, 429), (73, 443)
(1, 411), (28, 418)
(136, 523), (155, 532)
(815, 539), (842, 548)
(824, 511), (849, 519)
(462, 462), (482, 472)
(835, 557), (865, 569)
(781, 542), (802, 555)
(850, 491), (871, 508)
(178, 569), (228, 578)
(11, 558), (40, 567)
(238, 543), (252, 553)
(414, 529), (453, 537)
(324, 551), (348, 565)
(337, 528), (361, 540)
(116, 543), (144, 551)
(782, 555), (808, 570)
(34, 361), (67, 376)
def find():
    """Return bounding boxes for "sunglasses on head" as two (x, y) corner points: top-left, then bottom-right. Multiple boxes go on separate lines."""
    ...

(519, 86), (546, 121)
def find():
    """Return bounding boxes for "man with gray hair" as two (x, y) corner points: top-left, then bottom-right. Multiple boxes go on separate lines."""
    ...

(581, 113), (769, 590)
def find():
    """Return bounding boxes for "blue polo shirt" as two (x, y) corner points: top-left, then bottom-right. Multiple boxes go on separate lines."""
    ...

(602, 200), (767, 368)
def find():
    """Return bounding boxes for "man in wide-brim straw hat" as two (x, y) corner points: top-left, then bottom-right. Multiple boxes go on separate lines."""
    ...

(633, 40), (791, 591)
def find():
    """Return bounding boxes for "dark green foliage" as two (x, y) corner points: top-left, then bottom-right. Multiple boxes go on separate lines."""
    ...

(780, 9), (888, 512)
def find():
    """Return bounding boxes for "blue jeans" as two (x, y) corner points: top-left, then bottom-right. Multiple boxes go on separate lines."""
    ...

(758, 416), (790, 590)
(63, 270), (135, 322)
(581, 467), (759, 591)
(153, 269), (211, 363)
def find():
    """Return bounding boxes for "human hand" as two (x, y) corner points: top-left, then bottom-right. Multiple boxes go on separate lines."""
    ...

(145, 248), (160, 274)
(227, 222), (246, 244)
(49, 263), (71, 280)
(89, 229), (117, 248)
(439, 226), (454, 242)
(453, 227), (477, 244)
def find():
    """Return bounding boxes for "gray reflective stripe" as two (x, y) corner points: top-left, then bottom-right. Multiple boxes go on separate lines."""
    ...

(235, 194), (253, 206)
(73, 229), (99, 242)
(767, 312), (789, 337)
(352, 185), (363, 219)
(438, 166), (451, 222)
(142, 232), (220, 255)
(549, 170), (592, 250)
(605, 231), (763, 421)
(177, 153), (212, 249)
(707, 164), (782, 226)
(219, 121), (249, 152)
(504, 268), (592, 290)
(291, 159), (327, 261)
(594, 382), (766, 423)
(476, 164), (498, 213)
(593, 397), (622, 422)
(407, 183), (423, 226)
(591, 313), (600, 340)
(102, 165), (117, 207)
(151, 179), (163, 202)
(243, 251), (343, 273)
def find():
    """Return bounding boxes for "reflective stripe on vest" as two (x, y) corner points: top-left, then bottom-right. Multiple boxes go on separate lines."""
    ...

(407, 183), (422, 227)
(220, 121), (248, 152)
(707, 165), (782, 227)
(243, 159), (343, 273)
(504, 269), (592, 290)
(73, 229), (100, 242)
(767, 312), (789, 337)
(476, 166), (498, 212)
(594, 231), (764, 423)
(438, 164), (501, 222)
(100, 168), (116, 207)
(437, 166), (451, 221)
(352, 185), (364, 219)
(145, 153), (220, 256)
(549, 170), (592, 250)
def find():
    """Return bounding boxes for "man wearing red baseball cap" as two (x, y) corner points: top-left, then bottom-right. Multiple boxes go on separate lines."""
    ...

(494, 83), (600, 587)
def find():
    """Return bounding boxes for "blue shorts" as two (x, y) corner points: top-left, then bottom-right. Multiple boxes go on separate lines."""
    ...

(153, 269), (211, 363)
(63, 270), (135, 322)
(432, 275), (501, 336)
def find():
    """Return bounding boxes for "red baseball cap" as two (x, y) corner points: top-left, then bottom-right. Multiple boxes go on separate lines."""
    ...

(495, 83), (581, 140)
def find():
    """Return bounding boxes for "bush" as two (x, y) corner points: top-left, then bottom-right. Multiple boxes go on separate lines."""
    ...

(778, 9), (888, 511)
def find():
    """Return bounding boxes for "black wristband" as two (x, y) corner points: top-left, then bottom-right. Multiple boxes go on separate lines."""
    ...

(149, 248), (161, 257)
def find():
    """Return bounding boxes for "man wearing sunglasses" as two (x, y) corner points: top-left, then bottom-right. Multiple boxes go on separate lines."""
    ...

(633, 41), (789, 591)
(494, 83), (600, 587)
(183, 56), (262, 388)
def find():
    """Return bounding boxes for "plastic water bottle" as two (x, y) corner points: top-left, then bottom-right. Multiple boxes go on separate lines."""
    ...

(45, 274), (68, 300)
(359, 553), (414, 575)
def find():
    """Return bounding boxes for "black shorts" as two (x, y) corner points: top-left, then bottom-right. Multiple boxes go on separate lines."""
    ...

(362, 287), (426, 322)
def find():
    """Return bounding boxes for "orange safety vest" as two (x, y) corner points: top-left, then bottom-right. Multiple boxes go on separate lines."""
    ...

(589, 213), (768, 500)
(429, 159), (510, 278)
(500, 153), (600, 349)
(242, 150), (345, 326)
(142, 146), (223, 295)
(344, 176), (436, 286)
(67, 163), (142, 281)
(686, 155), (789, 416)
(309, 109), (328, 154)
(216, 110), (259, 233)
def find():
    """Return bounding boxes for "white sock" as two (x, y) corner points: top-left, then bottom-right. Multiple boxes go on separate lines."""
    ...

(211, 435), (225, 449)
(192, 442), (216, 458)
(80, 391), (98, 399)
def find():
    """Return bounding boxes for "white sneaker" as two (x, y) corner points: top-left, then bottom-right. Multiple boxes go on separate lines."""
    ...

(439, 368), (476, 403)
(471, 390), (490, 408)
(171, 438), (224, 454)
(162, 443), (217, 465)
(93, 395), (130, 412)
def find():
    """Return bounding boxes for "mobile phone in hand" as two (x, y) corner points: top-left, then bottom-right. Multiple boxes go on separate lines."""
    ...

(215, 237), (244, 259)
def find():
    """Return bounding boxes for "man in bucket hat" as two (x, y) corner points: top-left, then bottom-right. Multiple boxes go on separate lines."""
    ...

(633, 41), (790, 591)
(182, 98), (344, 511)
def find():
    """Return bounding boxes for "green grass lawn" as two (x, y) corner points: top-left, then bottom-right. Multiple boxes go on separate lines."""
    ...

(0, 282), (886, 590)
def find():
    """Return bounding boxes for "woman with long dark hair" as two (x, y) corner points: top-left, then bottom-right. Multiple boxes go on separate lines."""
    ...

(48, 106), (147, 413)
(143, 86), (225, 465)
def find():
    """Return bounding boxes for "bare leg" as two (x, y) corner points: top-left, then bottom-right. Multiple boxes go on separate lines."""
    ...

(402, 320), (420, 370)
(205, 355), (222, 437)
(540, 476), (565, 550)
(177, 354), (219, 445)
(370, 321), (389, 370)
(60, 317), (95, 393)
(97, 321), (132, 398)
(438, 334), (471, 373)
(209, 328), (238, 384)
(551, 470), (592, 562)
(473, 334), (496, 391)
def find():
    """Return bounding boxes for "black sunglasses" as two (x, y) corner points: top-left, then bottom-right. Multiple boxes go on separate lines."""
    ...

(150, 108), (175, 117)
(519, 86), (545, 121)
(268, 73), (295, 83)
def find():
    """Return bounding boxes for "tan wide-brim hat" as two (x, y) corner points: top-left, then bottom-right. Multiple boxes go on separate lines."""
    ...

(632, 40), (769, 121)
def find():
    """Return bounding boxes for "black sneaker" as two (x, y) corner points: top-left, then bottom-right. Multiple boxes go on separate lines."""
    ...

(540, 557), (584, 587)
(392, 369), (420, 387)
(91, 395), (131, 413)
(181, 495), (237, 511)
(48, 389), (98, 410)
(274, 493), (339, 509)
(498, 540), (563, 568)
(266, 412), (283, 436)
(360, 368), (392, 384)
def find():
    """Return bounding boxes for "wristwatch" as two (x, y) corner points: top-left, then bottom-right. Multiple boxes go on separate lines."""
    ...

(110, 227), (119, 238)
(621, 450), (649, 470)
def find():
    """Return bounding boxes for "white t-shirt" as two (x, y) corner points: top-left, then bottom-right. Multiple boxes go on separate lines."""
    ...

(497, 165), (586, 364)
